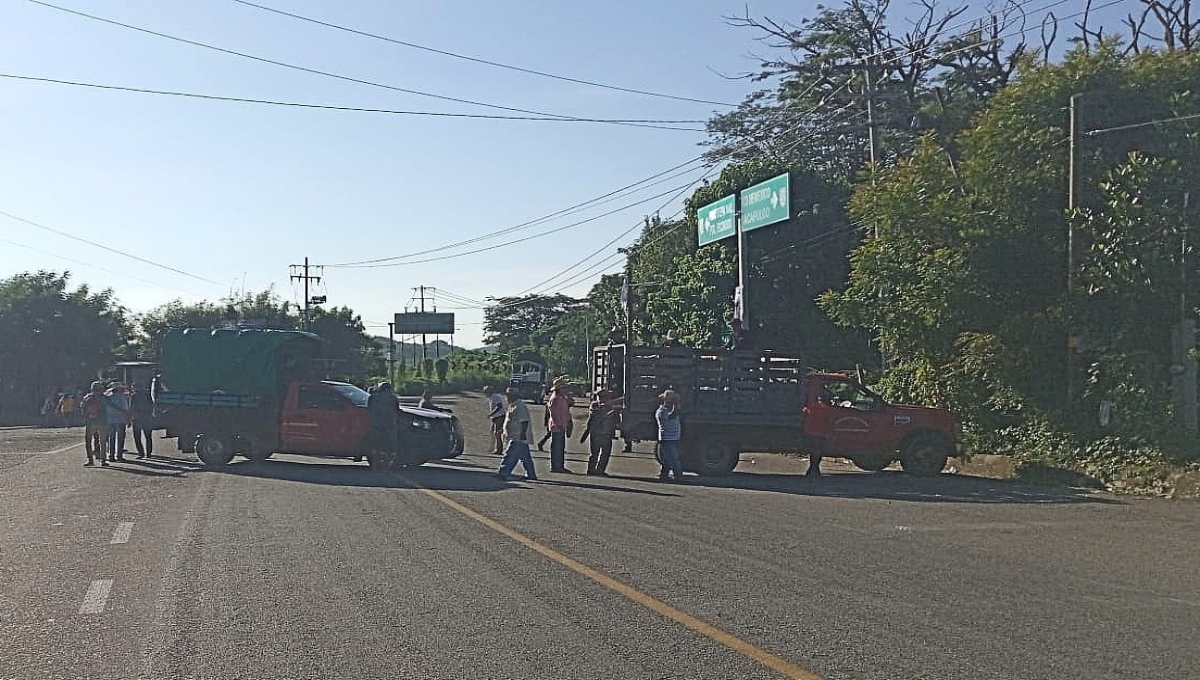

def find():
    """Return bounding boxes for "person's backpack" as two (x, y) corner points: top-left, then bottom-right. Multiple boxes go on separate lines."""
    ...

(80, 393), (105, 420)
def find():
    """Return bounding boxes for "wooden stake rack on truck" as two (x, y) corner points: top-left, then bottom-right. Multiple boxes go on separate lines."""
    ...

(593, 344), (959, 477)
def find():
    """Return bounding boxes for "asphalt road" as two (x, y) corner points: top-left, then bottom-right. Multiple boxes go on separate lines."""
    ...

(2, 394), (1198, 680)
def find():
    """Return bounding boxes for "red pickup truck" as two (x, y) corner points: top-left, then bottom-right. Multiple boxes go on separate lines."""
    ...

(159, 380), (463, 467)
(594, 346), (959, 476)
(154, 328), (462, 468)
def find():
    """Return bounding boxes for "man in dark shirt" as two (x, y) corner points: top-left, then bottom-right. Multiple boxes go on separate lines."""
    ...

(724, 318), (753, 351)
(365, 381), (400, 466)
(129, 382), (156, 459)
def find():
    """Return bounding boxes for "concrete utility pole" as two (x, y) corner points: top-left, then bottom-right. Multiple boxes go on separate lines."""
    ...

(1174, 191), (1198, 432)
(289, 257), (322, 331)
(415, 286), (432, 363)
(1066, 94), (1079, 404)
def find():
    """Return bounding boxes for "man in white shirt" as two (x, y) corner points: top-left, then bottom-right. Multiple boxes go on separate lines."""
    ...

(497, 387), (537, 481)
(483, 386), (506, 455)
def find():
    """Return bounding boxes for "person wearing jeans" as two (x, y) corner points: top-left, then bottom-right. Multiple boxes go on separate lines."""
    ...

(655, 389), (683, 482)
(498, 387), (537, 481)
(104, 385), (130, 462)
(129, 383), (155, 458)
(546, 379), (573, 473)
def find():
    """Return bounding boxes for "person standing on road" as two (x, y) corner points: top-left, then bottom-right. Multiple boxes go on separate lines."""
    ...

(497, 387), (537, 481)
(483, 386), (506, 455)
(546, 378), (574, 473)
(366, 381), (400, 465)
(104, 383), (131, 462)
(655, 389), (683, 482)
(79, 382), (108, 466)
(582, 389), (622, 476)
(129, 382), (155, 459)
(57, 391), (76, 428)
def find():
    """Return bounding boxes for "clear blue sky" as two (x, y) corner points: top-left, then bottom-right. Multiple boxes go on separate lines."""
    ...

(0, 0), (1126, 348)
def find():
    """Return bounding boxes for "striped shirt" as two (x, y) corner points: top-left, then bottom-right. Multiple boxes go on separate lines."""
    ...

(656, 405), (681, 441)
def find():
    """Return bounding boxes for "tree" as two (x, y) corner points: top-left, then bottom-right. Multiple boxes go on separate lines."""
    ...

(821, 44), (1200, 453)
(483, 294), (583, 351)
(308, 306), (384, 384)
(0, 271), (129, 414)
(135, 288), (299, 358)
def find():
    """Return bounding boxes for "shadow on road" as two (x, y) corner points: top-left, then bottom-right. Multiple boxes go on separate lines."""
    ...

(668, 470), (1119, 505)
(210, 458), (519, 492)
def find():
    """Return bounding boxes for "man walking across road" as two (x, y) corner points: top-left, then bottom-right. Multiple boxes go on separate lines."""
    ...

(497, 387), (537, 481)
(483, 386), (506, 455)
(655, 389), (683, 482)
(79, 382), (107, 466)
(129, 382), (155, 459)
(546, 378), (573, 473)
(582, 389), (622, 476)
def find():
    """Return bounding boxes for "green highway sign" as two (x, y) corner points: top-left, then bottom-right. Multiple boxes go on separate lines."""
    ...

(739, 173), (790, 232)
(697, 194), (737, 246)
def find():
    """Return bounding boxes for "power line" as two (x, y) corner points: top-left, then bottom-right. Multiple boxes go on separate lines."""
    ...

(0, 72), (707, 126)
(327, 157), (709, 266)
(334, 181), (700, 269)
(0, 208), (226, 286)
(1085, 112), (1200, 136)
(229, 0), (737, 108)
(27, 0), (702, 133)
(0, 235), (210, 297)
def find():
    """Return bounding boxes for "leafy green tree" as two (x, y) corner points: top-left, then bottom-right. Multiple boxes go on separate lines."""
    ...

(822, 44), (1200, 455)
(0, 271), (129, 413)
(308, 305), (384, 384)
(483, 294), (583, 351)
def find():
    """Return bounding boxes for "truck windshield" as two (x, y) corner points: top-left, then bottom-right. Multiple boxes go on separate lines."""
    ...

(326, 382), (370, 407)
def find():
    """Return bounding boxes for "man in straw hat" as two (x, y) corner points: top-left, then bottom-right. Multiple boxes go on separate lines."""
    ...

(655, 389), (683, 482)
(546, 377), (574, 473)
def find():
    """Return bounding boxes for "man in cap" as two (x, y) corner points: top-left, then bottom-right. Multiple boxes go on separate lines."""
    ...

(497, 386), (537, 481)
(483, 385), (506, 455)
(79, 381), (108, 466)
(655, 389), (683, 482)
(129, 382), (156, 458)
(546, 378), (574, 473)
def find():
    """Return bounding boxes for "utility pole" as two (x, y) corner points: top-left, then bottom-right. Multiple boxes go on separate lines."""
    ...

(1067, 94), (1079, 404)
(415, 286), (431, 364)
(1175, 191), (1197, 432)
(289, 257), (322, 331)
(387, 321), (396, 385)
(863, 56), (881, 178)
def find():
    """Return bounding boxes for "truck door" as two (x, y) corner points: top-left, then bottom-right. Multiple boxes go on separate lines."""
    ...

(813, 378), (893, 457)
(280, 384), (352, 454)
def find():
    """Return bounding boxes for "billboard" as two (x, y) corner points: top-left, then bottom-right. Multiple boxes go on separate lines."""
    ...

(393, 312), (455, 334)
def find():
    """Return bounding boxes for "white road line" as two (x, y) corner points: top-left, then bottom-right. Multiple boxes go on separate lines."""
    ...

(0, 442), (84, 456)
(79, 579), (114, 614)
(110, 522), (135, 544)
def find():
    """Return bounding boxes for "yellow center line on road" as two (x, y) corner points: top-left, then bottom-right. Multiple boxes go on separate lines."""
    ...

(415, 486), (825, 680)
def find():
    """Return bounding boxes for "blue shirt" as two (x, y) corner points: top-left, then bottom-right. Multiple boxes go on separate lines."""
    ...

(104, 392), (129, 425)
(656, 404), (680, 441)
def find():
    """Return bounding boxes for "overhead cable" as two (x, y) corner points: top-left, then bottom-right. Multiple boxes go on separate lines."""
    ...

(26, 0), (705, 132)
(229, 0), (737, 108)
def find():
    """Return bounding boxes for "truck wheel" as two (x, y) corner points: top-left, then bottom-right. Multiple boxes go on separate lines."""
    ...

(691, 439), (739, 476)
(899, 434), (950, 477)
(242, 447), (273, 462)
(177, 432), (197, 454)
(851, 453), (893, 472)
(195, 434), (235, 466)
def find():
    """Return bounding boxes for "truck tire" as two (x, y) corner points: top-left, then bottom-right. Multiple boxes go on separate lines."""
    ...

(195, 434), (235, 467)
(177, 432), (197, 454)
(899, 433), (950, 476)
(690, 439), (739, 476)
(851, 453), (893, 472)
